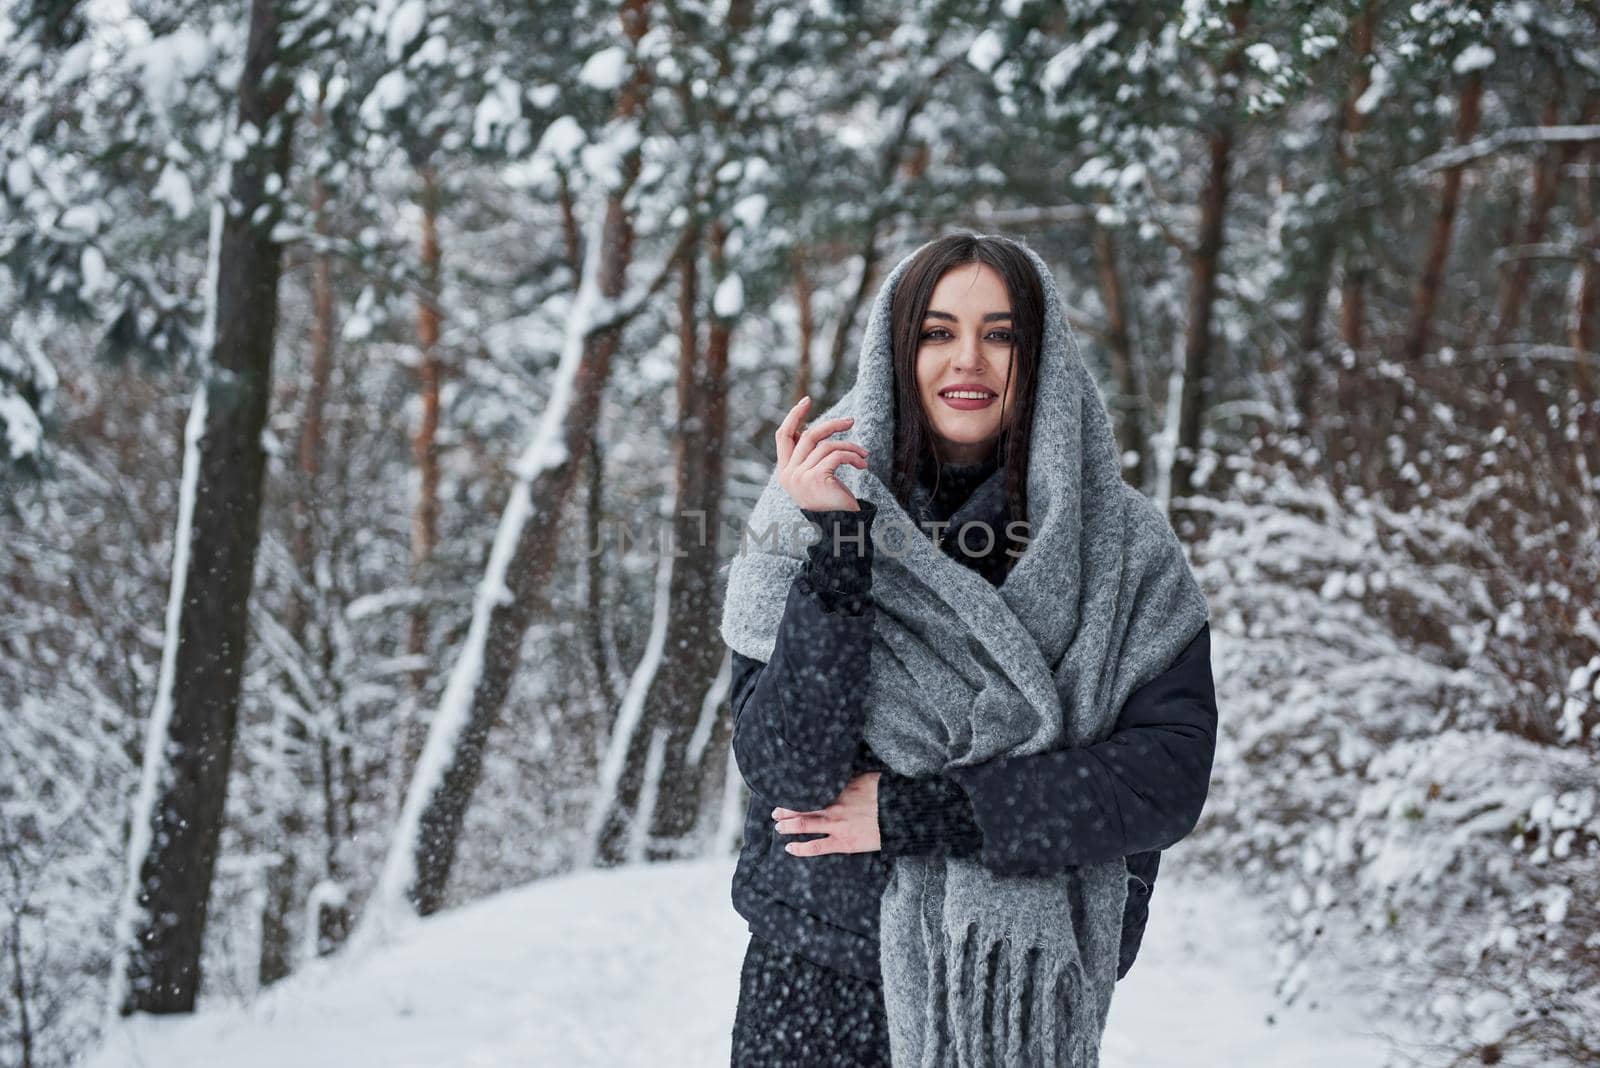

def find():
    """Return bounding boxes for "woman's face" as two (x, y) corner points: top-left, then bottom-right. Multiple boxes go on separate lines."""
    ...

(913, 261), (1018, 465)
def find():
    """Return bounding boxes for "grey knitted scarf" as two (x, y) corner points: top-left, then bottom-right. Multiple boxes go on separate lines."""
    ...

(720, 235), (1210, 1066)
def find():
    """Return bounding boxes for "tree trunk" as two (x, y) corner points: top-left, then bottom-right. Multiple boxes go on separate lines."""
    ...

(792, 246), (815, 405)
(116, 0), (295, 1016)
(818, 229), (884, 410)
(1168, 1), (1247, 508)
(1299, 0), (1375, 434)
(7, 876), (35, 1068)
(257, 711), (305, 988)
(408, 163), (444, 703)
(581, 2), (744, 865)
(589, 217), (734, 866)
(1091, 210), (1148, 489)
(304, 109), (357, 955)
(1573, 162), (1599, 405)
(407, 181), (635, 913)
(1167, 126), (1230, 503)
(1492, 94), (1600, 345)
(396, 162), (445, 805)
(673, 225), (737, 852)
(1569, 125), (1600, 493)
(259, 74), (344, 990)
(315, 717), (352, 955)
(1489, 95), (1600, 513)
(1401, 71), (1484, 365)
(357, 0), (656, 926)
(816, 80), (941, 412)
(584, 420), (619, 714)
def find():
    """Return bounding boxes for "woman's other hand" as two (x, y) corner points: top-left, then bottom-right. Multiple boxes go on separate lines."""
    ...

(775, 395), (868, 512)
(772, 772), (882, 855)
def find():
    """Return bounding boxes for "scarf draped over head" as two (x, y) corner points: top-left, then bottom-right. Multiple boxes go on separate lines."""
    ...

(720, 234), (1209, 1066)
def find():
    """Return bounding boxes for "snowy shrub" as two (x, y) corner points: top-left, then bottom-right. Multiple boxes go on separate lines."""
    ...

(0, 696), (127, 1068)
(1185, 445), (1600, 1067)
(0, 368), (166, 1067)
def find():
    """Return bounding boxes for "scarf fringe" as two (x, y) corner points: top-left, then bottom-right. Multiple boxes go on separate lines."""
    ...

(920, 919), (1096, 1067)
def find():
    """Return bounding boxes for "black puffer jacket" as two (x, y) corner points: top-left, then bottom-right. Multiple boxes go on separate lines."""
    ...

(727, 454), (1217, 983)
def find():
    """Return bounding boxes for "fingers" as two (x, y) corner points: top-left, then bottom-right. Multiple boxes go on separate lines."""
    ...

(775, 811), (832, 856)
(773, 813), (828, 835)
(775, 397), (853, 467)
(789, 417), (859, 474)
(781, 828), (870, 856)
(785, 837), (832, 857)
(797, 438), (868, 477)
(774, 395), (810, 467)
(775, 396), (860, 473)
(772, 788), (879, 856)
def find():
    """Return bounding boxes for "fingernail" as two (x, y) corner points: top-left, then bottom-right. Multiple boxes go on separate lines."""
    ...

(784, 844), (795, 854)
(770, 808), (779, 818)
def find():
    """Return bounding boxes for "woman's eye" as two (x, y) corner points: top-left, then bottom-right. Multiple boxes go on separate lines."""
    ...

(919, 327), (1013, 342)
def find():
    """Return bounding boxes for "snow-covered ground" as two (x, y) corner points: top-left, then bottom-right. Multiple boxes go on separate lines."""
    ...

(85, 856), (1394, 1067)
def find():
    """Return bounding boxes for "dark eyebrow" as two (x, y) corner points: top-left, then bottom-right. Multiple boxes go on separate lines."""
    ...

(924, 310), (1013, 323)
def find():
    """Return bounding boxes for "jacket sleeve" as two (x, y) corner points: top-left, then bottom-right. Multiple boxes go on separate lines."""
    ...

(942, 622), (1218, 877)
(728, 500), (878, 812)
(877, 769), (983, 859)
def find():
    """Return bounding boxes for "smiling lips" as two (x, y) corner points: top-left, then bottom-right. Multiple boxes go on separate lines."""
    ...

(939, 385), (998, 411)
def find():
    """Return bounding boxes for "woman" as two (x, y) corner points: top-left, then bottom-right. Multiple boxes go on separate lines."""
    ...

(721, 232), (1217, 1066)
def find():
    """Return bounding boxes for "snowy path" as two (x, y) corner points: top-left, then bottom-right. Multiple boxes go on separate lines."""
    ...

(87, 856), (1393, 1067)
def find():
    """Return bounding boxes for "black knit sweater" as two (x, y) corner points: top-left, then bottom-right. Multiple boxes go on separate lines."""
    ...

(799, 448), (1012, 860)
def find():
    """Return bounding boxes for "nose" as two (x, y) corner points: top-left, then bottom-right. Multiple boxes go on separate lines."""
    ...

(953, 334), (985, 373)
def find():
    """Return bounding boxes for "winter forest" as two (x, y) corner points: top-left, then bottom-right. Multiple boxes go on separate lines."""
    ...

(2, 0), (1598, 1065)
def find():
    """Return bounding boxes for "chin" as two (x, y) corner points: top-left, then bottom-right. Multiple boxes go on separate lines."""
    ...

(936, 423), (1000, 445)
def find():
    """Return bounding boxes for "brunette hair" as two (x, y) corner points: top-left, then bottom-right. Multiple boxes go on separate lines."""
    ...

(887, 232), (1043, 578)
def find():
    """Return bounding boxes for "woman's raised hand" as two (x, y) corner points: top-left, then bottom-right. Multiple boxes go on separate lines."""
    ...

(775, 395), (868, 512)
